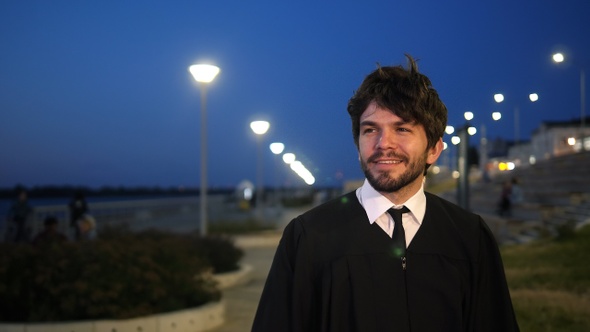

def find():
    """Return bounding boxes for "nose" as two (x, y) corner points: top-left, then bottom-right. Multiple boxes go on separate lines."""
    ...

(376, 129), (396, 149)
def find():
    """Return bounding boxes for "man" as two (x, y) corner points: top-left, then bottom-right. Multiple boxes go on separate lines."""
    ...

(252, 55), (519, 331)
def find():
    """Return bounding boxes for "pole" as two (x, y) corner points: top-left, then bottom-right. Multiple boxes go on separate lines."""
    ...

(480, 124), (488, 179)
(514, 106), (519, 145)
(457, 126), (470, 210)
(200, 84), (208, 236)
(581, 68), (586, 149)
(256, 136), (265, 222)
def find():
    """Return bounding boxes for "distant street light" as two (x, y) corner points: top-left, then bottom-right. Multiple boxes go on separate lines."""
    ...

(269, 142), (285, 155)
(188, 63), (220, 236)
(494, 94), (504, 103)
(553, 52), (586, 150)
(493, 92), (539, 144)
(250, 120), (270, 221)
(282, 153), (296, 164)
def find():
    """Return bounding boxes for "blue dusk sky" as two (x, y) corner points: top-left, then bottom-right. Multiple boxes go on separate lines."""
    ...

(1, 0), (589, 189)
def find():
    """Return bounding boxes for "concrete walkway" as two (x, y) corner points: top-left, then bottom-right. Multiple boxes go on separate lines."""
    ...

(208, 236), (280, 332)
(206, 206), (307, 332)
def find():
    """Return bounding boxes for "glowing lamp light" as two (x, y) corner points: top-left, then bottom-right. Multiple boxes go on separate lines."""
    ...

(494, 94), (504, 103)
(464, 112), (474, 121)
(250, 121), (270, 135)
(553, 53), (565, 63)
(269, 142), (285, 154)
(568, 137), (576, 146)
(445, 126), (455, 135)
(492, 112), (502, 121)
(282, 153), (296, 164)
(451, 136), (461, 145)
(188, 64), (220, 83)
(529, 93), (539, 102)
(467, 127), (477, 136)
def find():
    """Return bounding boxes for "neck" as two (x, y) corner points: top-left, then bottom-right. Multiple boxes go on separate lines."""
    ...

(380, 176), (424, 205)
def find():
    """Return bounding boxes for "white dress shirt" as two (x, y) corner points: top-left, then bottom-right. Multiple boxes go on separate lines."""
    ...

(355, 179), (426, 246)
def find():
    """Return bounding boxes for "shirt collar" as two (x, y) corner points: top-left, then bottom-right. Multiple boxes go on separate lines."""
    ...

(356, 179), (426, 225)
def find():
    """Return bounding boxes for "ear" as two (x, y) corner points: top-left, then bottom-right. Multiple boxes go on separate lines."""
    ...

(426, 138), (444, 165)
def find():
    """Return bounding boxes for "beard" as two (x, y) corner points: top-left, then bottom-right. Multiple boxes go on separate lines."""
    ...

(361, 150), (427, 193)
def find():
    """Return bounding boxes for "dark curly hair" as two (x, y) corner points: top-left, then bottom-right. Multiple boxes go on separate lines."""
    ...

(347, 54), (447, 150)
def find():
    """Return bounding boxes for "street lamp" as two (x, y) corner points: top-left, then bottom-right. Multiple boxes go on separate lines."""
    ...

(269, 142), (285, 205)
(493, 92), (539, 144)
(250, 120), (270, 221)
(188, 63), (220, 236)
(269, 142), (285, 155)
(553, 52), (587, 150)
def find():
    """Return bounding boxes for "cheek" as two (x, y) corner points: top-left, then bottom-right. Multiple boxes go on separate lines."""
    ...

(358, 140), (374, 158)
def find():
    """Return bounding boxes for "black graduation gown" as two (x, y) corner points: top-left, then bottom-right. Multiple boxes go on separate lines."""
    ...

(252, 191), (519, 332)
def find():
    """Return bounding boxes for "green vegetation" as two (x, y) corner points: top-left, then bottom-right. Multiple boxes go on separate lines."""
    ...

(209, 218), (275, 235)
(502, 225), (590, 331)
(0, 226), (243, 322)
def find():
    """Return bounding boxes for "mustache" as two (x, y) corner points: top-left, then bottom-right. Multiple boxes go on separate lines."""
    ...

(367, 151), (407, 164)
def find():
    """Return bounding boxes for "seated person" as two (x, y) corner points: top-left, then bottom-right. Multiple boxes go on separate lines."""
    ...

(32, 216), (67, 246)
(77, 214), (97, 241)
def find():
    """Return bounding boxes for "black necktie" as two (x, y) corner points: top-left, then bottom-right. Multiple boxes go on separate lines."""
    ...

(388, 206), (410, 258)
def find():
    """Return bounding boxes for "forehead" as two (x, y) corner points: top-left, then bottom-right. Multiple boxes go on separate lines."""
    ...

(360, 102), (405, 123)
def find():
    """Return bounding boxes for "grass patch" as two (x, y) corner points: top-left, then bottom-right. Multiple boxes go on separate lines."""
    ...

(209, 218), (275, 235)
(502, 224), (590, 331)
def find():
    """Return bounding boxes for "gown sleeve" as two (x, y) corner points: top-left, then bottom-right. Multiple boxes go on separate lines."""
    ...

(472, 217), (520, 332)
(252, 217), (318, 332)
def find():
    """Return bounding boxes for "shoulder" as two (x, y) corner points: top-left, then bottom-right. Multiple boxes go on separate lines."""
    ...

(424, 191), (488, 242)
(425, 192), (481, 223)
(296, 191), (364, 226)
(281, 191), (365, 244)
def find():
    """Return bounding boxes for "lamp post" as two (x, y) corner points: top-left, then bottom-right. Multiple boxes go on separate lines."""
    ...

(455, 112), (477, 210)
(494, 93), (538, 145)
(553, 52), (587, 150)
(269, 142), (285, 205)
(250, 120), (270, 221)
(480, 111), (502, 181)
(189, 64), (220, 236)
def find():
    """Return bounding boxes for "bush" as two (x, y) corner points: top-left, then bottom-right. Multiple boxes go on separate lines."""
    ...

(0, 226), (244, 322)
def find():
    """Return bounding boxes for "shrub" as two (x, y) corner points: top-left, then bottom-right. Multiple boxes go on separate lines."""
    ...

(0, 226), (243, 322)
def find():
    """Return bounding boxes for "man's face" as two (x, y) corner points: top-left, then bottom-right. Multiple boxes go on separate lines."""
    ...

(358, 102), (441, 194)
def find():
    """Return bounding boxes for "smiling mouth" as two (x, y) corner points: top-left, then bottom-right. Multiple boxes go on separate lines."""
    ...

(375, 159), (404, 164)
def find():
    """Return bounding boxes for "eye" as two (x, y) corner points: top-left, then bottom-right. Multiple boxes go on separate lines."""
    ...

(362, 127), (377, 134)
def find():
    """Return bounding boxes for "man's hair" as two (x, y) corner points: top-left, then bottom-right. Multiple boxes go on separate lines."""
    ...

(347, 54), (448, 150)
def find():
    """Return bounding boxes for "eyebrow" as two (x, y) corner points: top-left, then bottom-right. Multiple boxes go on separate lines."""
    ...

(360, 119), (411, 127)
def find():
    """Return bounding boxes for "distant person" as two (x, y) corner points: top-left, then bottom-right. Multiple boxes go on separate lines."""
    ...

(510, 177), (523, 205)
(32, 216), (67, 246)
(5, 189), (34, 243)
(68, 191), (89, 240)
(497, 180), (512, 217)
(77, 214), (97, 241)
(252, 55), (519, 331)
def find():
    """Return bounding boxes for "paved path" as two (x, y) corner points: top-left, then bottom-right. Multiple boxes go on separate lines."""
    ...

(208, 239), (279, 332)
(206, 206), (307, 332)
